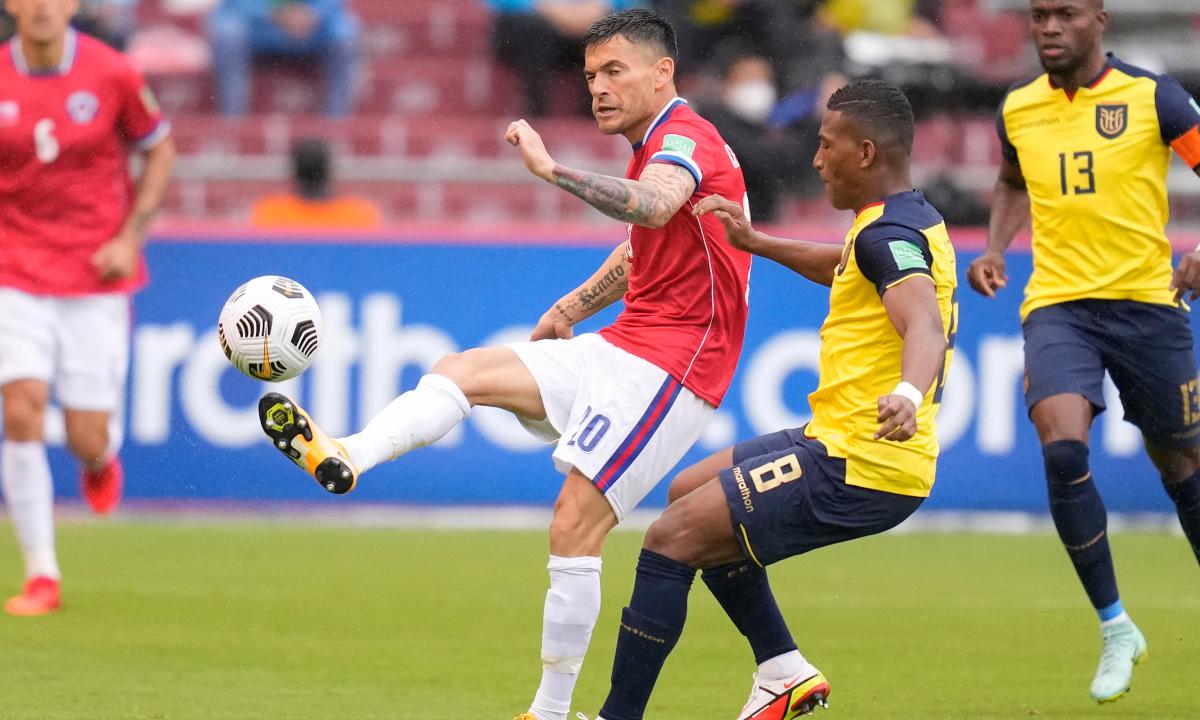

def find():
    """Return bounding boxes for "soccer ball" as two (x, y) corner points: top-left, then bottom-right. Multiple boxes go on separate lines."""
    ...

(218, 275), (323, 382)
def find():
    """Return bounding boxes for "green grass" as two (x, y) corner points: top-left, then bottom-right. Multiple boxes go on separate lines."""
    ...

(0, 523), (1198, 719)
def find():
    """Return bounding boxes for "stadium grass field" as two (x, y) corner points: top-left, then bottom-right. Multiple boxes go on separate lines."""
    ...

(1, 521), (1198, 719)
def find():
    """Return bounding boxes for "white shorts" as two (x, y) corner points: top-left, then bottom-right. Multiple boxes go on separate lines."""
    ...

(508, 333), (715, 521)
(0, 288), (131, 412)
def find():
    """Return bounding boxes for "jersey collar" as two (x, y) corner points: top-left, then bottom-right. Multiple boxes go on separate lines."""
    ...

(854, 189), (921, 219)
(11, 28), (77, 77)
(632, 97), (687, 152)
(1049, 52), (1113, 101)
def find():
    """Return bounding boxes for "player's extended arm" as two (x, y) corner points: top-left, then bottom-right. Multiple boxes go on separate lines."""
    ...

(966, 157), (1029, 298)
(91, 135), (176, 282)
(1169, 125), (1200, 301)
(531, 242), (632, 341)
(506, 119), (695, 228)
(693, 194), (842, 286)
(874, 277), (947, 442)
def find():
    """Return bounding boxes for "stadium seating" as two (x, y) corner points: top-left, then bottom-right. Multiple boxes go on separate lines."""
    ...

(138, 0), (1199, 226)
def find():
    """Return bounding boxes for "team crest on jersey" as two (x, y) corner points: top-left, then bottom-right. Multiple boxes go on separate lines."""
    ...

(66, 90), (100, 124)
(1095, 104), (1127, 139)
(0, 100), (17, 127)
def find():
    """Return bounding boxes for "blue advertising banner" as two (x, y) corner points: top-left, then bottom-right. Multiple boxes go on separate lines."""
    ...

(40, 236), (1193, 512)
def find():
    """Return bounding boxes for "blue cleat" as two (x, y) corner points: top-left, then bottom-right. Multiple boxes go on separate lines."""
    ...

(1089, 618), (1148, 703)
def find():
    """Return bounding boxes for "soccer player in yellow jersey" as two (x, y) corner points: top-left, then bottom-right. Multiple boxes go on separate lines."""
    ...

(967, 0), (1200, 705)
(581, 81), (958, 720)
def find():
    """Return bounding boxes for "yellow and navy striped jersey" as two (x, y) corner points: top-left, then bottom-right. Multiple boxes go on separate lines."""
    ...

(998, 54), (1200, 320)
(805, 191), (958, 498)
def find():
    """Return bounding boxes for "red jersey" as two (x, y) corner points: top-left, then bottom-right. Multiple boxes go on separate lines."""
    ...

(0, 30), (168, 296)
(599, 99), (752, 406)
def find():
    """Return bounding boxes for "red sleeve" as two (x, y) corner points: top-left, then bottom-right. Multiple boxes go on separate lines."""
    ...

(644, 116), (715, 190)
(116, 59), (168, 149)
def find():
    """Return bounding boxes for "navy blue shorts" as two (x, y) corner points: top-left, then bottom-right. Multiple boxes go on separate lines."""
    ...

(718, 427), (924, 567)
(1023, 300), (1200, 447)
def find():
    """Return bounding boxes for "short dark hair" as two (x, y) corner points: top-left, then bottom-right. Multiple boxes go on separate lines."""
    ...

(582, 8), (678, 61)
(826, 80), (915, 157)
(292, 137), (330, 199)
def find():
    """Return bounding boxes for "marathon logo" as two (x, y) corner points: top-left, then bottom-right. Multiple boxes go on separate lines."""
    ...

(732, 466), (754, 514)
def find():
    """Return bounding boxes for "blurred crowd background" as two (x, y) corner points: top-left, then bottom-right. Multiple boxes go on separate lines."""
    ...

(3, 0), (1199, 228)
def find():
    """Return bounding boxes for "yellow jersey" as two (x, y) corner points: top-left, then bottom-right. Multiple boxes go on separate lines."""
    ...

(805, 191), (958, 498)
(998, 55), (1200, 320)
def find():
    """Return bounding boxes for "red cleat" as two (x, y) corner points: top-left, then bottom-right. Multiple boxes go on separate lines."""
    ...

(81, 457), (123, 515)
(5, 576), (61, 616)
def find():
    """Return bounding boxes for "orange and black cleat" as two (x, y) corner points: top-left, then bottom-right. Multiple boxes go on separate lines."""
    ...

(259, 392), (358, 494)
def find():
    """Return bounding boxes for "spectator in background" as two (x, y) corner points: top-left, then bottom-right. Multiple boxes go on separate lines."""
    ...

(208, 0), (359, 117)
(251, 138), (382, 229)
(818, 0), (942, 37)
(487, 0), (637, 116)
(702, 52), (811, 222)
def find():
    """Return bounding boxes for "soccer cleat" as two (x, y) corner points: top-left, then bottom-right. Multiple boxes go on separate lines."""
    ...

(1089, 618), (1148, 703)
(512, 715), (538, 720)
(258, 392), (358, 494)
(738, 666), (831, 720)
(80, 456), (123, 515)
(5, 576), (61, 616)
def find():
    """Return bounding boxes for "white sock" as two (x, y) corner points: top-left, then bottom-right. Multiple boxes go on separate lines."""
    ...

(758, 649), (808, 681)
(1, 441), (60, 580)
(530, 555), (603, 720)
(1100, 611), (1132, 629)
(339, 374), (470, 472)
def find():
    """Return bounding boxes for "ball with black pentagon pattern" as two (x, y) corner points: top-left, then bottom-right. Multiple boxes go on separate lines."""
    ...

(217, 275), (323, 382)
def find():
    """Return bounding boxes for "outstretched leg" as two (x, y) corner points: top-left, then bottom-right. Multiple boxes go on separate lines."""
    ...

(260, 346), (543, 492)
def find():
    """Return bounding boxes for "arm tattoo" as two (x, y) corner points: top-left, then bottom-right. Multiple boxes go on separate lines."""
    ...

(553, 302), (576, 324)
(577, 264), (628, 310)
(553, 164), (694, 227)
(128, 208), (156, 238)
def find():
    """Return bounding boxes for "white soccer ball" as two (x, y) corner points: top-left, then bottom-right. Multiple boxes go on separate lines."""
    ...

(218, 275), (323, 382)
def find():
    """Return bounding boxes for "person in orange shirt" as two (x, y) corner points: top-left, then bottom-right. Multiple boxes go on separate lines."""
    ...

(250, 137), (382, 229)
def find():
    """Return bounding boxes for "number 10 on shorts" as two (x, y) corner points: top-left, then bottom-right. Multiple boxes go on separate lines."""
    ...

(567, 406), (612, 453)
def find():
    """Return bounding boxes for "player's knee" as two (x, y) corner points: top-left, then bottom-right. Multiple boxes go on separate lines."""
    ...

(1042, 439), (1090, 487)
(2, 387), (47, 441)
(643, 508), (690, 558)
(1150, 446), (1200, 484)
(548, 504), (605, 555)
(430, 350), (485, 393)
(1164, 470), (1200, 508)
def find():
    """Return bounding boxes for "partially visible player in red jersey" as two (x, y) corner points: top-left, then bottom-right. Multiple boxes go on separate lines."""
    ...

(0, 0), (174, 616)
(256, 9), (749, 720)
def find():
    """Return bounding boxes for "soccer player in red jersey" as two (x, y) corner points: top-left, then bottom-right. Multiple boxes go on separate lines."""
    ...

(258, 9), (750, 719)
(0, 0), (174, 615)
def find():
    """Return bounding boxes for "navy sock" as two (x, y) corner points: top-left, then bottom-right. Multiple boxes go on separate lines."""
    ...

(599, 549), (695, 720)
(1164, 468), (1200, 565)
(1044, 440), (1120, 612)
(702, 561), (797, 665)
